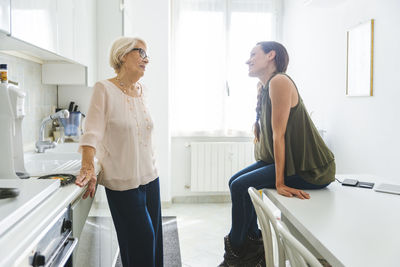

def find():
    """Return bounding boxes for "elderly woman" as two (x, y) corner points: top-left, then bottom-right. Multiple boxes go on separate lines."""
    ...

(75, 37), (163, 267)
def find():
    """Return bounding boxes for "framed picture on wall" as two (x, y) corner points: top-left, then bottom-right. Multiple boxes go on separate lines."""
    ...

(346, 19), (374, 96)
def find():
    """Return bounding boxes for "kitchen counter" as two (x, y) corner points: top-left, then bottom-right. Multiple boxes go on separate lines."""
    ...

(0, 181), (86, 266)
(0, 143), (101, 267)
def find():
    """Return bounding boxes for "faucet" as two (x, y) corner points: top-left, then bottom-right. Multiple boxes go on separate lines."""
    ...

(36, 110), (69, 153)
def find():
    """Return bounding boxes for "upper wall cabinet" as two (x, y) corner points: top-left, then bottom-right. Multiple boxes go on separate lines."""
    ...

(56, 0), (74, 60)
(11, 0), (58, 53)
(0, 0), (10, 34)
(5, 0), (97, 86)
(73, 0), (96, 85)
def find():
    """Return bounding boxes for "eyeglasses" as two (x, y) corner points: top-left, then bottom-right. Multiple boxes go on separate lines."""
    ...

(131, 48), (149, 60)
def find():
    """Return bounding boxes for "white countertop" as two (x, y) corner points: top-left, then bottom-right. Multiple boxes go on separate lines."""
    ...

(0, 179), (61, 236)
(263, 175), (400, 267)
(0, 143), (101, 267)
(0, 181), (86, 267)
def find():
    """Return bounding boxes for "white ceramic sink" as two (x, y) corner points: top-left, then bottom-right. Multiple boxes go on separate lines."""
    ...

(24, 143), (99, 177)
(25, 152), (82, 177)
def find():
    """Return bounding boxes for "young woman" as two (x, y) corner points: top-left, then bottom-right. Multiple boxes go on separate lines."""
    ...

(219, 41), (335, 267)
(76, 37), (163, 267)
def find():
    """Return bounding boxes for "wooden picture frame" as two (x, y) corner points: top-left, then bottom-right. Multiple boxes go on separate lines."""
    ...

(346, 19), (374, 96)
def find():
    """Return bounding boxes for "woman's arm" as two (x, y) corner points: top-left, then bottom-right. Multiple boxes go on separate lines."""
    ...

(76, 145), (97, 199)
(75, 82), (107, 198)
(269, 75), (310, 199)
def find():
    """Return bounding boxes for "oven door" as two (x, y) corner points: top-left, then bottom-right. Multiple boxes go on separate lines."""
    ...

(47, 236), (78, 267)
(28, 206), (79, 267)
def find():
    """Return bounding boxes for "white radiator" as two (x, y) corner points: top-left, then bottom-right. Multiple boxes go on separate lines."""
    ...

(190, 142), (255, 192)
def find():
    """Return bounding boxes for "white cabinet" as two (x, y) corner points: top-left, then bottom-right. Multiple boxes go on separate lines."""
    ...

(11, 0), (58, 53)
(0, 0), (10, 34)
(11, 0), (78, 59)
(71, 193), (94, 266)
(42, 63), (87, 85)
(56, 0), (74, 60)
(8, 0), (97, 86)
(73, 0), (97, 85)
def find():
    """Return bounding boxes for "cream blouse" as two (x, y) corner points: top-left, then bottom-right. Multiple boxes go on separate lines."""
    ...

(79, 80), (158, 191)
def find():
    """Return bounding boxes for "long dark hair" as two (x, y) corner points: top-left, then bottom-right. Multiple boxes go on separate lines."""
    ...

(253, 41), (289, 143)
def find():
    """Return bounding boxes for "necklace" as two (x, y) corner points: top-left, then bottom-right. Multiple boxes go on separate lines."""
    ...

(116, 76), (138, 94)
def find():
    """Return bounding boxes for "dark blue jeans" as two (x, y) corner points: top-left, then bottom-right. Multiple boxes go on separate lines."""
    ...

(106, 178), (163, 267)
(228, 161), (329, 249)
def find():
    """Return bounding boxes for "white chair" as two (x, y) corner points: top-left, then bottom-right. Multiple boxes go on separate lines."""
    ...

(248, 187), (286, 267)
(276, 221), (323, 267)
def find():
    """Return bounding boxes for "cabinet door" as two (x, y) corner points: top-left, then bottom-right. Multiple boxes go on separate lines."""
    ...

(73, 0), (96, 85)
(71, 192), (94, 266)
(11, 0), (57, 53)
(0, 0), (10, 34)
(56, 0), (74, 59)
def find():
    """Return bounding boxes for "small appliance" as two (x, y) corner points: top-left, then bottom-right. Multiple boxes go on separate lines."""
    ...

(0, 76), (19, 179)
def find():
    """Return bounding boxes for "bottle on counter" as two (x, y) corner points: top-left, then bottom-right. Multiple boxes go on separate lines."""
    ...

(0, 64), (8, 83)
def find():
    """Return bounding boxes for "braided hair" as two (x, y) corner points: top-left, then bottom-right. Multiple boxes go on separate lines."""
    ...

(253, 41), (289, 143)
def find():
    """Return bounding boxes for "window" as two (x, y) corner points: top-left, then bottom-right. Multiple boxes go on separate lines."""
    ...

(172, 0), (280, 136)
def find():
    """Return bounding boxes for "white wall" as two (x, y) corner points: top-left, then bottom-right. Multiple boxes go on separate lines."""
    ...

(96, 0), (123, 81)
(282, 0), (400, 181)
(124, 0), (171, 202)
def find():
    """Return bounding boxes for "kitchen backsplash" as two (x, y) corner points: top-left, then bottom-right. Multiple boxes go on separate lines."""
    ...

(0, 53), (57, 149)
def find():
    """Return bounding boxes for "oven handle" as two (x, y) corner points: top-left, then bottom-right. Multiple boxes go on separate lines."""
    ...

(48, 237), (78, 267)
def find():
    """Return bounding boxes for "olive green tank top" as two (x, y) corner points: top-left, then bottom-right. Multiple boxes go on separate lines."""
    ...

(254, 73), (335, 185)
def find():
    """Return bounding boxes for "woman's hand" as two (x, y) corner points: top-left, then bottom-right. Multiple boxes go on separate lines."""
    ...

(76, 146), (97, 199)
(76, 167), (97, 199)
(276, 184), (310, 199)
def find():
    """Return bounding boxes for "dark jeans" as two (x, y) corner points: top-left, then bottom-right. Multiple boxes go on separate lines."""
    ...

(105, 178), (163, 267)
(228, 161), (329, 249)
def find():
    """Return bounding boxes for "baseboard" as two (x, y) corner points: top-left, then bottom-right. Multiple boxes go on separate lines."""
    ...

(161, 201), (172, 208)
(172, 194), (231, 203)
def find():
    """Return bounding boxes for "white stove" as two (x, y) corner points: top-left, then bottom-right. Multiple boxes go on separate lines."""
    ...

(0, 179), (60, 236)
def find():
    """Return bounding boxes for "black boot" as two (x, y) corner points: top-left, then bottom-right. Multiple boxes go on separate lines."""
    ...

(247, 234), (264, 249)
(218, 235), (244, 267)
(240, 235), (265, 267)
(218, 235), (265, 267)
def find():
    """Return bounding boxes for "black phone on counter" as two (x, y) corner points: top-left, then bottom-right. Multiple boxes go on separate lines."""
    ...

(342, 179), (359, 186)
(341, 179), (374, 189)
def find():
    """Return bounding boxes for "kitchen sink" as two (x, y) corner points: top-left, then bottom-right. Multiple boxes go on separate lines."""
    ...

(24, 152), (82, 177)
(24, 143), (98, 177)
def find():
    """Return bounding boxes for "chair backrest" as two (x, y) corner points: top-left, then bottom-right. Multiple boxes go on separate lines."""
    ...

(248, 187), (285, 267)
(276, 221), (323, 267)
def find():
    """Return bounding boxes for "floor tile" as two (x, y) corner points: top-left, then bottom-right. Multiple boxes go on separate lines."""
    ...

(162, 203), (231, 267)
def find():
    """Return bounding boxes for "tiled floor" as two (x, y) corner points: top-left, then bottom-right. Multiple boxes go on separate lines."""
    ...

(89, 202), (232, 267)
(162, 203), (232, 267)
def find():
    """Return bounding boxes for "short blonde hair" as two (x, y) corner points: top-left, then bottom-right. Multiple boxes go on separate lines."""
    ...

(109, 37), (146, 72)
